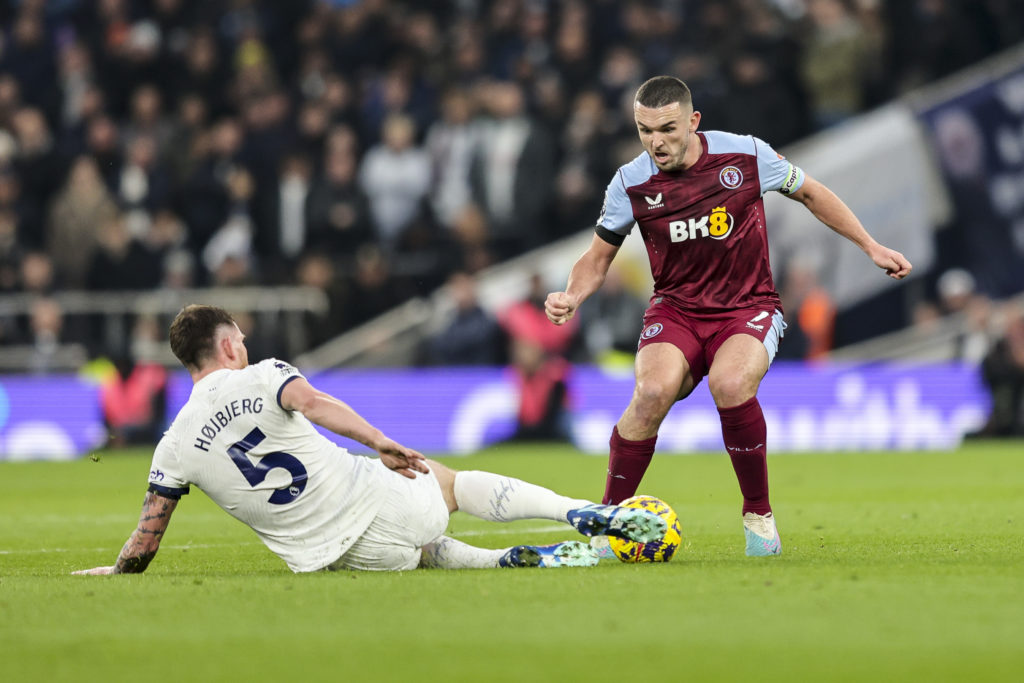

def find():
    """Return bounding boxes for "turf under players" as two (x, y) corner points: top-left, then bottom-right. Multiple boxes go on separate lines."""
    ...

(73, 305), (665, 575)
(545, 76), (912, 556)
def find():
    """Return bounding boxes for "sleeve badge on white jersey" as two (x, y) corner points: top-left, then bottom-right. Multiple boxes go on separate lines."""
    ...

(272, 360), (299, 377)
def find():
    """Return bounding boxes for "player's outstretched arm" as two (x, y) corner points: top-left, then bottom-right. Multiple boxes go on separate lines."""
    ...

(280, 376), (428, 478)
(788, 175), (912, 280)
(72, 490), (178, 575)
(545, 234), (621, 325)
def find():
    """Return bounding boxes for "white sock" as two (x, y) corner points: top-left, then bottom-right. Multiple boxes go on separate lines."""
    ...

(453, 470), (591, 523)
(420, 536), (508, 569)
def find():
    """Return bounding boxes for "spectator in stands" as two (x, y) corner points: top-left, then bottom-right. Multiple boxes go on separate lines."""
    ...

(886, 0), (995, 94)
(165, 93), (209, 186)
(118, 133), (170, 217)
(261, 152), (313, 271)
(346, 244), (406, 328)
(972, 304), (1024, 438)
(143, 209), (188, 273)
(579, 265), (649, 367)
(0, 210), (20, 343)
(425, 88), (480, 231)
(428, 271), (504, 366)
(10, 107), (61, 232)
(506, 332), (573, 442)
(552, 90), (616, 237)
(778, 261), (836, 361)
(86, 213), (162, 291)
(179, 117), (244, 254)
(296, 252), (349, 349)
(306, 146), (374, 257)
(359, 113), (431, 251)
(100, 316), (168, 447)
(936, 267), (993, 364)
(123, 84), (173, 153)
(499, 273), (579, 442)
(47, 155), (120, 288)
(1, 9), (57, 115)
(162, 253), (195, 294)
(471, 80), (554, 259)
(19, 251), (56, 296)
(83, 114), (123, 190)
(57, 37), (103, 147)
(721, 51), (806, 146)
(201, 167), (256, 285)
(27, 296), (66, 375)
(0, 209), (21, 294)
(1, 0), (1022, 367)
(799, 0), (873, 129)
(0, 166), (43, 250)
(447, 203), (495, 274)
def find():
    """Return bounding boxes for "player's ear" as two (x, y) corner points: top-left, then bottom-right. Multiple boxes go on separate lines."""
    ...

(219, 331), (236, 361)
(689, 110), (701, 132)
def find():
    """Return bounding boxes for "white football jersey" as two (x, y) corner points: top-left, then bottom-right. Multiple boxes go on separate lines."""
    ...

(148, 358), (392, 572)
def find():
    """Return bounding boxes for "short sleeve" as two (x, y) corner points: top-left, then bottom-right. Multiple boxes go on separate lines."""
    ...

(253, 358), (305, 410)
(148, 431), (190, 498)
(596, 171), (635, 236)
(754, 137), (805, 196)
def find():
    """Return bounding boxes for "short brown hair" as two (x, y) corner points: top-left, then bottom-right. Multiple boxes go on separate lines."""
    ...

(168, 304), (236, 370)
(635, 76), (692, 110)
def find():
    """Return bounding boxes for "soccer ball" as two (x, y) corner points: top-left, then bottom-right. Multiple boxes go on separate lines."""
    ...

(609, 495), (682, 563)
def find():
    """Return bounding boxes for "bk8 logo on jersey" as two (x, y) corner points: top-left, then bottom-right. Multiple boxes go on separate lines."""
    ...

(669, 206), (733, 243)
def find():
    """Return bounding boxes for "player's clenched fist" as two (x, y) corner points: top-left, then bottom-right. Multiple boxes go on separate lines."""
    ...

(545, 292), (577, 325)
(867, 244), (913, 280)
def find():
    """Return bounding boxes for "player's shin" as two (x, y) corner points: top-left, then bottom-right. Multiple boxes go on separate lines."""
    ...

(602, 426), (657, 504)
(420, 536), (508, 569)
(452, 470), (589, 523)
(717, 396), (771, 515)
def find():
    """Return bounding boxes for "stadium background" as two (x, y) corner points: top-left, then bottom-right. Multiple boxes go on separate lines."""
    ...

(0, 0), (1023, 457)
(2, 4), (1023, 681)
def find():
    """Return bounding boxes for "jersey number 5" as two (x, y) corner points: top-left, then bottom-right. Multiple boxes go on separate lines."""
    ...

(228, 427), (308, 505)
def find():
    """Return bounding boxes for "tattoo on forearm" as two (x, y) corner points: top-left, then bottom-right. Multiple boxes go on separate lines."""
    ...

(113, 491), (177, 574)
(115, 550), (157, 573)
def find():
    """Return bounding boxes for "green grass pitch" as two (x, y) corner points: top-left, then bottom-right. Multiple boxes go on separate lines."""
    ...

(2, 441), (1022, 682)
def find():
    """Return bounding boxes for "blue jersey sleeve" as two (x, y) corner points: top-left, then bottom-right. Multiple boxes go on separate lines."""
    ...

(754, 137), (805, 196)
(596, 170), (635, 235)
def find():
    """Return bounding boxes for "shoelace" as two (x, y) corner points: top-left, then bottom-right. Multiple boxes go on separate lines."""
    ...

(744, 514), (775, 538)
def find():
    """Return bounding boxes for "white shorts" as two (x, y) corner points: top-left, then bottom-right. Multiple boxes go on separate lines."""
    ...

(328, 464), (450, 571)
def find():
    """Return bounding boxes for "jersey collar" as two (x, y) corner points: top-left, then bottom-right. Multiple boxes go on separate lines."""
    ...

(191, 367), (232, 398)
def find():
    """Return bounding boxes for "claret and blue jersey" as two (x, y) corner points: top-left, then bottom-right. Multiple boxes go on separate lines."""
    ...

(596, 131), (805, 314)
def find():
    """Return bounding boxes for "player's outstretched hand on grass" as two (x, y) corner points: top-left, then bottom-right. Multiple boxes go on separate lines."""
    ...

(375, 438), (429, 479)
(867, 244), (912, 280)
(72, 566), (116, 575)
(545, 291), (577, 325)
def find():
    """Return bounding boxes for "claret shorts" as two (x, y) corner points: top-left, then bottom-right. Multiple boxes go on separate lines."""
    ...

(636, 301), (786, 381)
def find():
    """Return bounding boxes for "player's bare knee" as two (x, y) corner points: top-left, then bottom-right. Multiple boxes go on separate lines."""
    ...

(708, 373), (756, 408)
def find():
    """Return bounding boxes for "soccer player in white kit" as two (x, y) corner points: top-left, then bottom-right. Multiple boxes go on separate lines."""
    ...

(74, 305), (666, 575)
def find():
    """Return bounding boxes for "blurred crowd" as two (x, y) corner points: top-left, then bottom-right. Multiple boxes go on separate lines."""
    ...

(2, 0), (1024, 366)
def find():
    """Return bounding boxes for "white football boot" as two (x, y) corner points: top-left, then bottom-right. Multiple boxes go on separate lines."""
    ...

(743, 511), (781, 556)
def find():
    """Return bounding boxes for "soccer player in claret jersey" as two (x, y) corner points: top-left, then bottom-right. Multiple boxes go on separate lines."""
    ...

(545, 76), (912, 557)
(73, 305), (666, 575)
